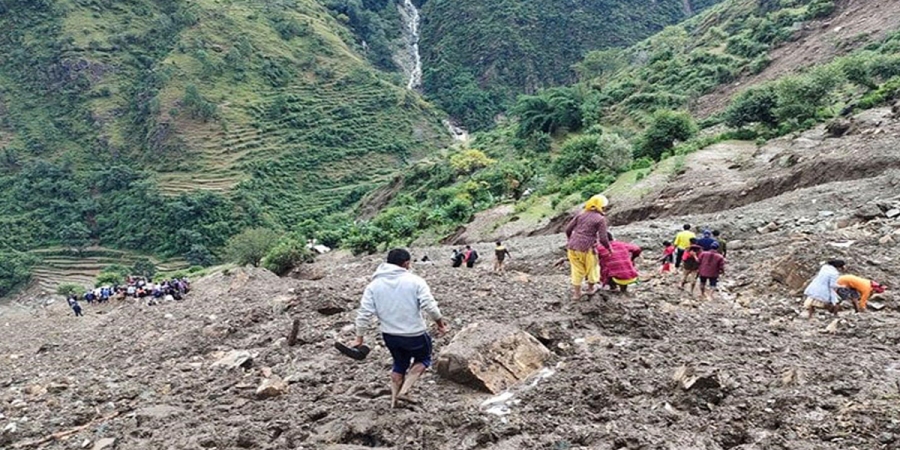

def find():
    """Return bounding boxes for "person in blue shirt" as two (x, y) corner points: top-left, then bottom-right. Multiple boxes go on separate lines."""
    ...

(696, 229), (717, 251)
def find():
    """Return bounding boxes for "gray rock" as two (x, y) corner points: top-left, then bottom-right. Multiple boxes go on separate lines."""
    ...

(886, 209), (900, 219)
(92, 438), (116, 450)
(211, 350), (253, 370)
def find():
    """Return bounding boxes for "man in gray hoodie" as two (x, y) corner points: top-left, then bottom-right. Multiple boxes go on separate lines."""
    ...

(354, 248), (448, 408)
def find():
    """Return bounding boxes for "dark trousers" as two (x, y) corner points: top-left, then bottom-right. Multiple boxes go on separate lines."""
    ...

(73, 306), (83, 317)
(674, 248), (685, 268)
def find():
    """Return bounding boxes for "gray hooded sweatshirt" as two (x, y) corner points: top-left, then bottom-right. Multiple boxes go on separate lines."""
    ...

(355, 263), (442, 337)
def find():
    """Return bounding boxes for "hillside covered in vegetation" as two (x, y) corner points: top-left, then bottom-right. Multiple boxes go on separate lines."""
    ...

(352, 0), (900, 252)
(0, 0), (448, 294)
(419, 0), (725, 130)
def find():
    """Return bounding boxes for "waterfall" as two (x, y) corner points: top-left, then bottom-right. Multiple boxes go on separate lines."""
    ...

(396, 0), (423, 90)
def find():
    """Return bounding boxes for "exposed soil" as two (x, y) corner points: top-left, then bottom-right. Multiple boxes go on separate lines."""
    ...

(2, 158), (900, 448)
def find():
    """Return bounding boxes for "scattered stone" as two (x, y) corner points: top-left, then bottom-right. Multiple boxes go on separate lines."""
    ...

(879, 235), (894, 245)
(817, 210), (834, 218)
(886, 209), (900, 219)
(256, 375), (288, 399)
(435, 321), (551, 393)
(781, 368), (805, 386)
(757, 222), (779, 234)
(824, 319), (840, 334)
(314, 298), (346, 316)
(855, 203), (883, 220)
(47, 382), (69, 393)
(3, 422), (16, 434)
(25, 384), (47, 396)
(92, 438), (116, 450)
(211, 350), (253, 370)
(770, 255), (812, 291)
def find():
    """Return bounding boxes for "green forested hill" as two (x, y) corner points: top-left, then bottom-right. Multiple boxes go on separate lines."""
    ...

(0, 0), (447, 292)
(419, 0), (725, 129)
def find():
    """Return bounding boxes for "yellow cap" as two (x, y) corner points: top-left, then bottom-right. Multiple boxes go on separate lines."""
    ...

(584, 194), (609, 212)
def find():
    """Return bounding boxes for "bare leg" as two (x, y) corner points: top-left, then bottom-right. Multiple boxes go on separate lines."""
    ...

(807, 305), (815, 320)
(390, 372), (403, 408)
(586, 282), (596, 295)
(399, 363), (426, 398)
(572, 284), (582, 300)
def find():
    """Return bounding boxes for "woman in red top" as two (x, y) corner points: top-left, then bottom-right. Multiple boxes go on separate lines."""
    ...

(596, 233), (642, 293)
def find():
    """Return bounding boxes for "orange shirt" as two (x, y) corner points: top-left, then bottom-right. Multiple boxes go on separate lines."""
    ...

(837, 275), (873, 307)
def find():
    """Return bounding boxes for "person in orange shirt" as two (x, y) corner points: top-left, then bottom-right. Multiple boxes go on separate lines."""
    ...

(836, 275), (886, 312)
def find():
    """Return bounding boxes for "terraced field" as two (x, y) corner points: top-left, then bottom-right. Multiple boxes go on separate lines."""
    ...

(28, 248), (190, 293)
(157, 74), (446, 222)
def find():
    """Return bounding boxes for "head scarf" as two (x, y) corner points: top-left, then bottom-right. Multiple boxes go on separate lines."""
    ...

(871, 281), (886, 294)
(584, 194), (609, 212)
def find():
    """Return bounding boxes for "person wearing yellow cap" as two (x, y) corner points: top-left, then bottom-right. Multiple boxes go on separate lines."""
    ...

(565, 194), (612, 300)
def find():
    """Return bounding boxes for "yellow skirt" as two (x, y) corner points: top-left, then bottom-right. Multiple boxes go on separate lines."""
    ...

(612, 277), (638, 286)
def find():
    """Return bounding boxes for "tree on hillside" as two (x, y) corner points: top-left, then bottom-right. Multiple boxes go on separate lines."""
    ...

(185, 244), (216, 267)
(553, 133), (633, 177)
(0, 251), (37, 297)
(635, 110), (698, 160)
(725, 86), (778, 128)
(131, 258), (157, 279)
(59, 223), (91, 254)
(513, 87), (584, 138)
(225, 228), (281, 267)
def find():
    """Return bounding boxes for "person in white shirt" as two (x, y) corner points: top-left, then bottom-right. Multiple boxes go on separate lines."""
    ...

(353, 248), (448, 408)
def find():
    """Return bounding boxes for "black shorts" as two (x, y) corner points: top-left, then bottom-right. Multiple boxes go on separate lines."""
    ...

(699, 276), (718, 288)
(382, 333), (433, 374)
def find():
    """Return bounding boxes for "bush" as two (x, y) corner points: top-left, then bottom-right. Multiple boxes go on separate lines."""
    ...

(553, 133), (633, 177)
(635, 110), (698, 160)
(185, 244), (216, 267)
(59, 222), (90, 253)
(345, 222), (388, 255)
(225, 228), (281, 267)
(725, 86), (779, 128)
(449, 149), (495, 174)
(262, 238), (313, 276)
(131, 258), (157, 279)
(0, 251), (37, 297)
(57, 283), (84, 297)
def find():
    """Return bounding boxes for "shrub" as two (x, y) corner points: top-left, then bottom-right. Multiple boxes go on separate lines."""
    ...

(635, 110), (698, 160)
(185, 244), (216, 267)
(449, 149), (495, 174)
(345, 223), (388, 255)
(131, 258), (157, 279)
(0, 251), (37, 297)
(182, 85), (217, 122)
(58, 222), (90, 253)
(725, 86), (779, 128)
(225, 228), (281, 267)
(553, 133), (633, 177)
(57, 283), (84, 297)
(262, 238), (313, 276)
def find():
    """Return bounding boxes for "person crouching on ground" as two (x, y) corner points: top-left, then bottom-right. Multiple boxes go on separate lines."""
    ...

(697, 242), (725, 300)
(836, 274), (886, 313)
(353, 248), (448, 408)
(803, 260), (845, 319)
(565, 195), (612, 300)
(596, 233), (642, 294)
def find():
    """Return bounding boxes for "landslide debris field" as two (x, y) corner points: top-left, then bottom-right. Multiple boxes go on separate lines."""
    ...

(3, 121), (900, 449)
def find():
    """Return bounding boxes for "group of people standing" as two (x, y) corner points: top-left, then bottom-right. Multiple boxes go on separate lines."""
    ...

(563, 195), (731, 301)
(66, 276), (192, 317)
(451, 242), (512, 272)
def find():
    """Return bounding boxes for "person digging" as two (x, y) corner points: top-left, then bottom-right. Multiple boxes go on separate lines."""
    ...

(351, 248), (448, 408)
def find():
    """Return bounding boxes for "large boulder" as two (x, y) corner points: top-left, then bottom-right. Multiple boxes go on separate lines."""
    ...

(770, 254), (813, 293)
(435, 322), (551, 393)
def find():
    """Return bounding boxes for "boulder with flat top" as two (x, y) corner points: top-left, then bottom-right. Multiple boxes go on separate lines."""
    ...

(435, 321), (551, 393)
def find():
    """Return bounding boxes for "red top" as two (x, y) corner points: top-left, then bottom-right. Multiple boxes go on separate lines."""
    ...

(596, 241), (642, 283)
(698, 250), (726, 278)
